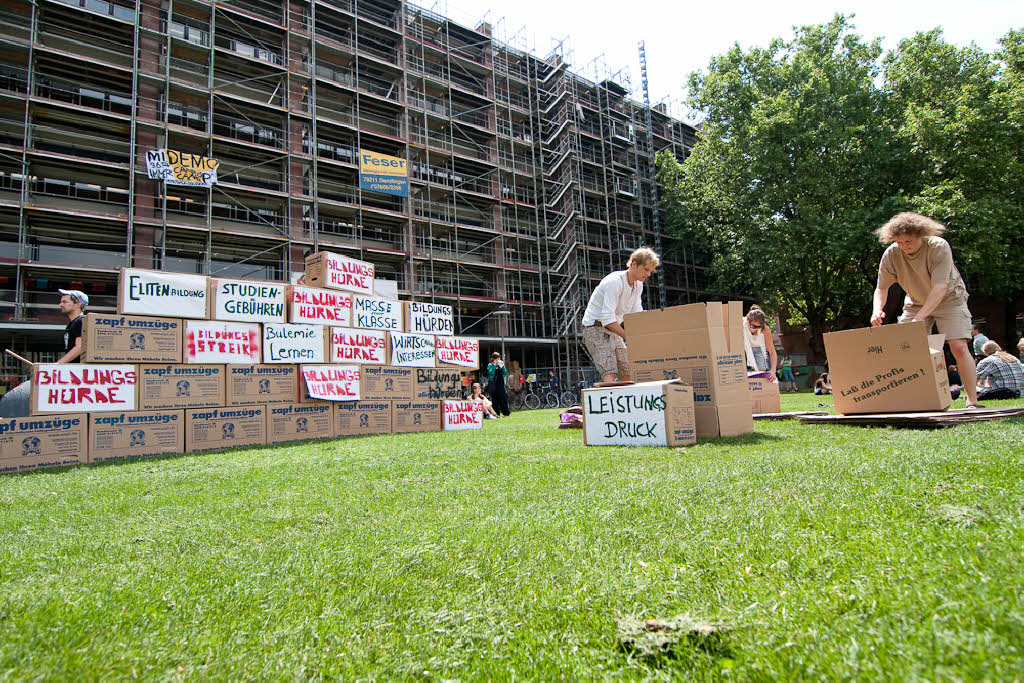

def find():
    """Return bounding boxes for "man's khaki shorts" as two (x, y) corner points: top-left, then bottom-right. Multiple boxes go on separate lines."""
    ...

(899, 299), (972, 341)
(582, 325), (630, 378)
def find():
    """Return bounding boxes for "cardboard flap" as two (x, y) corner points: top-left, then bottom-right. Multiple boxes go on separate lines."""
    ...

(927, 333), (946, 351)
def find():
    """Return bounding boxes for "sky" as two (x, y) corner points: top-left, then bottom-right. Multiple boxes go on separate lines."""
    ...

(417, 0), (1024, 123)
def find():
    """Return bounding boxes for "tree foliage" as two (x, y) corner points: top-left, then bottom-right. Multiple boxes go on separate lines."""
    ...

(662, 15), (1024, 352)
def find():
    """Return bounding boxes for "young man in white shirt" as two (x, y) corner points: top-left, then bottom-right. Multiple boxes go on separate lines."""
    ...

(580, 247), (659, 384)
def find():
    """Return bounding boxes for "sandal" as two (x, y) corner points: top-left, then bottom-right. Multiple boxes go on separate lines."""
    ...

(965, 403), (985, 409)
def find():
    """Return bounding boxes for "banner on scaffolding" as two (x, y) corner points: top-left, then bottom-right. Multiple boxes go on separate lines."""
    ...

(146, 149), (220, 187)
(359, 148), (408, 197)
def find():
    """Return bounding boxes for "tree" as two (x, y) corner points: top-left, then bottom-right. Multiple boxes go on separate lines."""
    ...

(883, 29), (1024, 301)
(661, 15), (911, 358)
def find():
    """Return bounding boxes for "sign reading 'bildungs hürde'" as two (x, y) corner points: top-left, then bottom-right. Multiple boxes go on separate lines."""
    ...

(359, 149), (408, 197)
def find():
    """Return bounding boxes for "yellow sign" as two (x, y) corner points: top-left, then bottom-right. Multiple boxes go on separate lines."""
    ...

(359, 149), (408, 197)
(146, 149), (220, 187)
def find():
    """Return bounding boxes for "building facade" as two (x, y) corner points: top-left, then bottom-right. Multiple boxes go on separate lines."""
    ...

(0, 0), (707, 387)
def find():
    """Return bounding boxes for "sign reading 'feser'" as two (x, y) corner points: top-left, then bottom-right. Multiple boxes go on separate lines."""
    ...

(287, 285), (352, 326)
(435, 336), (479, 368)
(301, 365), (360, 401)
(119, 268), (208, 319)
(185, 321), (261, 364)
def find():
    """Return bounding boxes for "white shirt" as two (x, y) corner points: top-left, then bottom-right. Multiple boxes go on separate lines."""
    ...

(581, 270), (643, 327)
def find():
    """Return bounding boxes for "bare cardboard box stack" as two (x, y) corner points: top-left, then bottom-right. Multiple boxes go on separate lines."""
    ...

(582, 379), (696, 447)
(392, 400), (442, 433)
(748, 377), (782, 414)
(80, 314), (183, 363)
(823, 321), (951, 415)
(88, 410), (185, 462)
(335, 401), (392, 436)
(139, 364), (225, 409)
(266, 403), (335, 444)
(185, 406), (267, 453)
(0, 414), (88, 473)
(626, 302), (753, 438)
(360, 366), (414, 401)
(225, 365), (298, 406)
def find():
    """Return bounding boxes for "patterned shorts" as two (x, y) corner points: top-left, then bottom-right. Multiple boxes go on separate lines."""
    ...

(582, 325), (630, 378)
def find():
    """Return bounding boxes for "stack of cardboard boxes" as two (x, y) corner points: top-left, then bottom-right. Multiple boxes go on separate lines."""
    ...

(1, 251), (482, 474)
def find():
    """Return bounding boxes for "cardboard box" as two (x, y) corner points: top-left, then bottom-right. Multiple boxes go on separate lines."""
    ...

(748, 376), (782, 414)
(210, 278), (286, 324)
(88, 410), (184, 462)
(185, 406), (266, 453)
(626, 302), (753, 438)
(31, 364), (138, 415)
(404, 301), (454, 335)
(118, 267), (209, 319)
(582, 379), (696, 447)
(351, 294), (403, 332)
(392, 400), (442, 433)
(139, 364), (225, 410)
(334, 401), (392, 436)
(286, 285), (352, 326)
(266, 403), (335, 444)
(390, 331), (436, 367)
(413, 367), (463, 401)
(225, 365), (298, 406)
(359, 365), (414, 401)
(299, 365), (360, 401)
(0, 413), (88, 473)
(330, 327), (388, 365)
(263, 323), (327, 364)
(435, 336), (480, 369)
(442, 400), (483, 430)
(823, 322), (952, 415)
(304, 251), (375, 295)
(81, 313), (183, 363)
(184, 320), (261, 364)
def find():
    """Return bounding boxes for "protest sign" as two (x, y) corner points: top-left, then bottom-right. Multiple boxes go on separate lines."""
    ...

(442, 400), (483, 431)
(351, 294), (403, 331)
(185, 321), (261, 364)
(262, 323), (327, 364)
(304, 252), (374, 295)
(31, 364), (138, 414)
(118, 268), (208, 319)
(582, 379), (696, 447)
(405, 302), (454, 335)
(390, 332), (436, 367)
(435, 336), (479, 368)
(287, 285), (352, 325)
(211, 278), (286, 324)
(146, 149), (219, 187)
(301, 365), (360, 401)
(330, 327), (388, 365)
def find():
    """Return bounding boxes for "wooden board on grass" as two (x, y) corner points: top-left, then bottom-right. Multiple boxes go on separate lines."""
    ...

(797, 406), (1024, 428)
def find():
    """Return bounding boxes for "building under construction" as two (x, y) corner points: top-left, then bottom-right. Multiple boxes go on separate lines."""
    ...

(0, 0), (705, 387)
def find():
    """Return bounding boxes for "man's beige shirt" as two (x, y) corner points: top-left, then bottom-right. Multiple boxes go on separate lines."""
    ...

(877, 236), (968, 310)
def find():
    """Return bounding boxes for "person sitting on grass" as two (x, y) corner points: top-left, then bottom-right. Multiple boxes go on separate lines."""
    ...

(975, 341), (1024, 400)
(469, 382), (500, 419)
(813, 372), (832, 396)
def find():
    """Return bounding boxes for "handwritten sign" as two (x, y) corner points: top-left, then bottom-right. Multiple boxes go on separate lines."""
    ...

(263, 323), (326, 364)
(306, 252), (375, 295)
(119, 268), (208, 319)
(331, 328), (387, 365)
(443, 400), (483, 431)
(185, 321), (261, 364)
(406, 302), (454, 335)
(390, 332), (435, 367)
(435, 336), (479, 368)
(583, 381), (689, 447)
(212, 279), (285, 324)
(146, 149), (219, 187)
(33, 364), (137, 413)
(352, 294), (403, 331)
(301, 365), (360, 401)
(288, 285), (352, 325)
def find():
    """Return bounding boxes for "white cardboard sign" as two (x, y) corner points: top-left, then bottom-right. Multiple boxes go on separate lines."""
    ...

(301, 365), (360, 401)
(583, 382), (672, 447)
(33, 364), (137, 413)
(443, 400), (483, 430)
(213, 279), (286, 324)
(263, 323), (326, 364)
(331, 327), (387, 365)
(435, 336), (479, 368)
(185, 320), (261, 364)
(407, 302), (454, 335)
(390, 332), (436, 367)
(322, 252), (375, 295)
(289, 286), (352, 326)
(352, 294), (403, 331)
(120, 268), (208, 319)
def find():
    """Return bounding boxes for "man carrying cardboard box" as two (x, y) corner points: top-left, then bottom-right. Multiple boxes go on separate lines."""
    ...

(870, 212), (981, 408)
(580, 247), (660, 384)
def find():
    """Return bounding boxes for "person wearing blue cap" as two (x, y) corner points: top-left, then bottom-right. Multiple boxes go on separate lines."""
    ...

(0, 288), (89, 417)
(57, 288), (88, 364)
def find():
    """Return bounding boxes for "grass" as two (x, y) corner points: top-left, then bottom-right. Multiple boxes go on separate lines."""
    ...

(1, 392), (1023, 679)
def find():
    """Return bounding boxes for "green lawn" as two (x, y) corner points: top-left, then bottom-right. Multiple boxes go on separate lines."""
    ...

(2, 393), (1023, 679)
